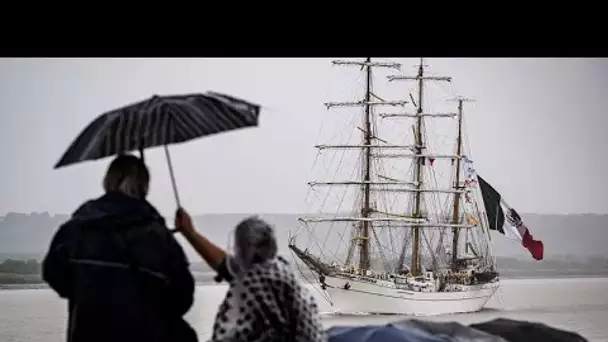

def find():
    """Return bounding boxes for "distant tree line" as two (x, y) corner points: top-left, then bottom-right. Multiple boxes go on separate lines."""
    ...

(0, 212), (69, 255)
(0, 258), (41, 275)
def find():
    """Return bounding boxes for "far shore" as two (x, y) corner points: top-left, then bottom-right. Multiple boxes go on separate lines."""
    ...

(3, 271), (608, 291)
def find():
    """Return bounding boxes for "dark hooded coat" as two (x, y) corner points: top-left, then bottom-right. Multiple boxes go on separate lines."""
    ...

(42, 192), (197, 342)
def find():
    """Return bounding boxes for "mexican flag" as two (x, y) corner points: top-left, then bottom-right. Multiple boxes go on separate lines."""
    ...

(477, 175), (544, 261)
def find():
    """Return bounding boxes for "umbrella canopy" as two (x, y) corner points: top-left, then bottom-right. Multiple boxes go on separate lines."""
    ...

(54, 91), (261, 208)
(327, 323), (447, 342)
(55, 91), (260, 168)
(394, 319), (508, 342)
(470, 318), (589, 342)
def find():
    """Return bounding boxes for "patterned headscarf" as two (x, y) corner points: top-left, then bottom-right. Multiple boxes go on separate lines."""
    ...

(210, 217), (326, 342)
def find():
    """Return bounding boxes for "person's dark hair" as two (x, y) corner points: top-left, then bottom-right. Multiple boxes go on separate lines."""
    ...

(102, 154), (150, 199)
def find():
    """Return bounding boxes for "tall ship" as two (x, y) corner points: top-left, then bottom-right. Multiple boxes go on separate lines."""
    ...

(289, 57), (502, 316)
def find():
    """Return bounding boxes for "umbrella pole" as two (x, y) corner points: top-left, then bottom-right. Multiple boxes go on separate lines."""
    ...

(164, 145), (181, 207)
(139, 147), (145, 163)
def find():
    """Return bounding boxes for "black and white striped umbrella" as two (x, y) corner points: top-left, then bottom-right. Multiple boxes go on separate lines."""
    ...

(54, 91), (261, 206)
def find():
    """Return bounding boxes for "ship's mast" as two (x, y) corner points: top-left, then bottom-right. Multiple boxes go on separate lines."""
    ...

(358, 57), (373, 271)
(449, 97), (474, 267)
(411, 58), (425, 276)
(301, 58), (408, 270)
(386, 58), (452, 276)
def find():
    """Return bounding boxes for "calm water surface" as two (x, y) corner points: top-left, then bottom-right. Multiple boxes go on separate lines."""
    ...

(1, 277), (607, 342)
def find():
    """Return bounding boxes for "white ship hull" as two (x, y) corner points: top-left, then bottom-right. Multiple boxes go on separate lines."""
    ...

(323, 275), (499, 316)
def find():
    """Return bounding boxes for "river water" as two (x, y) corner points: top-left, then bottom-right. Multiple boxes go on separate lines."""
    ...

(1, 277), (607, 341)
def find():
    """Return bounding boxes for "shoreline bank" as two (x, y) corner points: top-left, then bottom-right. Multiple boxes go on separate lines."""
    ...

(3, 272), (608, 291)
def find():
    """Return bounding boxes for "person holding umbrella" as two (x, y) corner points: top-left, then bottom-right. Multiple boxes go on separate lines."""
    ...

(45, 91), (263, 342)
(42, 154), (197, 342)
(174, 208), (326, 342)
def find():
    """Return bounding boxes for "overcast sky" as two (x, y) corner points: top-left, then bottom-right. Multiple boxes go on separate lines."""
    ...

(0, 58), (606, 217)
